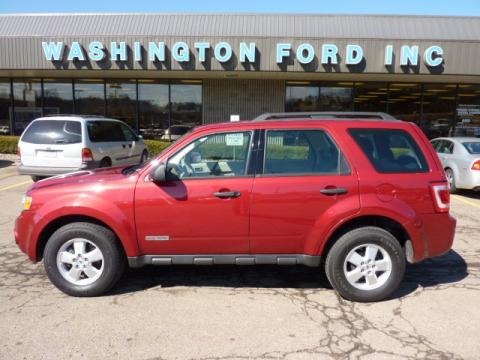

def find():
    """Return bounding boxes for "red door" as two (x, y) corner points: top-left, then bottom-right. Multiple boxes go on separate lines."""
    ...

(249, 128), (360, 255)
(135, 130), (254, 255)
(135, 177), (253, 254)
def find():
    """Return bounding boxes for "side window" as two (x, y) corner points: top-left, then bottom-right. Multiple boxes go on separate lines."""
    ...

(120, 123), (137, 141)
(167, 131), (252, 179)
(350, 129), (429, 173)
(430, 140), (440, 152)
(88, 121), (125, 142)
(264, 130), (350, 175)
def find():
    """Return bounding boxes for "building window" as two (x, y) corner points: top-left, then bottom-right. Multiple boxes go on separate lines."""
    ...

(455, 84), (480, 137)
(138, 80), (169, 140)
(74, 79), (105, 116)
(170, 80), (202, 129)
(354, 82), (388, 112)
(422, 84), (457, 138)
(286, 82), (353, 112)
(43, 79), (74, 116)
(106, 80), (137, 129)
(286, 83), (320, 112)
(0, 80), (11, 133)
(12, 79), (42, 135)
(387, 83), (422, 125)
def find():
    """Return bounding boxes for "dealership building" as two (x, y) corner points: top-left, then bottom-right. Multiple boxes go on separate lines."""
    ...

(0, 13), (479, 138)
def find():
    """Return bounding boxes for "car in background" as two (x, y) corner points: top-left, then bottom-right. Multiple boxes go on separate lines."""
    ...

(160, 125), (193, 141)
(254, 111), (397, 121)
(0, 125), (9, 135)
(18, 116), (148, 181)
(430, 137), (480, 193)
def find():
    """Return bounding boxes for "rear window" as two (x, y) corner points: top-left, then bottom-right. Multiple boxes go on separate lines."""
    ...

(462, 141), (480, 154)
(22, 120), (82, 144)
(349, 129), (429, 173)
(87, 121), (125, 142)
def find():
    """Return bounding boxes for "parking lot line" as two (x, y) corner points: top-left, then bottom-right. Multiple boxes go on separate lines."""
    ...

(0, 180), (31, 192)
(451, 195), (480, 209)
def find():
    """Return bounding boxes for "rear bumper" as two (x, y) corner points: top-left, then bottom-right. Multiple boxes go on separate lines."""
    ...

(17, 162), (100, 176)
(410, 213), (456, 262)
(458, 170), (480, 190)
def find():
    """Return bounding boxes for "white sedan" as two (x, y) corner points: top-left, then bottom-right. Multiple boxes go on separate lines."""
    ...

(431, 137), (480, 193)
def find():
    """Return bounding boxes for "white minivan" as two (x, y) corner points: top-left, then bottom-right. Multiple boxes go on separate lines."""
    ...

(18, 116), (148, 181)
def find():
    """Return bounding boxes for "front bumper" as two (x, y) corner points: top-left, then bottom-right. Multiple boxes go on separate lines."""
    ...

(17, 162), (100, 177)
(14, 210), (37, 262)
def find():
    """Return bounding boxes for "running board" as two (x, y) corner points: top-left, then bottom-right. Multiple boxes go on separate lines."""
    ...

(128, 254), (321, 268)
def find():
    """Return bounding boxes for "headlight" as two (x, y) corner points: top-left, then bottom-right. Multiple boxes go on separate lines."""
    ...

(22, 195), (32, 210)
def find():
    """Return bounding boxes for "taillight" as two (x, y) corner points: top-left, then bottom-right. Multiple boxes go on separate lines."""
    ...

(82, 148), (94, 162)
(472, 160), (480, 170)
(430, 183), (450, 213)
(17, 147), (21, 157)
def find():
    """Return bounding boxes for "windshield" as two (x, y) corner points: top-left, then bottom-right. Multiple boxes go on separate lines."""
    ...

(462, 141), (480, 154)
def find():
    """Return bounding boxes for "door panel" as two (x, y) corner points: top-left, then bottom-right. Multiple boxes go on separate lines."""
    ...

(250, 175), (359, 254)
(135, 178), (253, 254)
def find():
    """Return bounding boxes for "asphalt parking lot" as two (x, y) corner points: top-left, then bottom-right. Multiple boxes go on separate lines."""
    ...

(0, 158), (479, 360)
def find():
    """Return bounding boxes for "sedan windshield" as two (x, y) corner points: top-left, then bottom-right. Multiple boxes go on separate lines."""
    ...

(462, 142), (480, 154)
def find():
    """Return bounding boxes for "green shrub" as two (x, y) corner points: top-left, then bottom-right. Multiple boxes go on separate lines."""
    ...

(0, 136), (19, 154)
(145, 140), (172, 157)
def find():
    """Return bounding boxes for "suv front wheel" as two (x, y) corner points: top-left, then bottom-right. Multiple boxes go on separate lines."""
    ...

(43, 222), (125, 297)
(325, 227), (405, 302)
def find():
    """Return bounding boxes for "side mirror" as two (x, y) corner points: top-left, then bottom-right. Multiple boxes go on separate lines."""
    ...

(151, 163), (167, 183)
(136, 134), (143, 141)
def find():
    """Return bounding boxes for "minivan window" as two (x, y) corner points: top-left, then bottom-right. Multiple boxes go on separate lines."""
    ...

(168, 131), (252, 179)
(264, 130), (350, 175)
(87, 121), (125, 142)
(350, 129), (429, 173)
(22, 120), (82, 144)
(120, 123), (137, 142)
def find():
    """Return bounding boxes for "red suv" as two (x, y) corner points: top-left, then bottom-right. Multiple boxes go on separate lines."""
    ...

(14, 119), (456, 302)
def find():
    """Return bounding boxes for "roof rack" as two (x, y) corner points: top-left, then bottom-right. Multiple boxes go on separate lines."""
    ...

(253, 111), (399, 122)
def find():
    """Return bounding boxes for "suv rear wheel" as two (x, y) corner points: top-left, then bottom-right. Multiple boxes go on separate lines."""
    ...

(325, 227), (405, 302)
(43, 222), (125, 297)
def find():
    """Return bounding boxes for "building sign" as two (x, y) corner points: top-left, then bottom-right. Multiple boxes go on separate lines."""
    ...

(42, 41), (444, 70)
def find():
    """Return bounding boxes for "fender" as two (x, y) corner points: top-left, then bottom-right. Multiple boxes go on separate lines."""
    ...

(306, 194), (424, 261)
(31, 192), (140, 259)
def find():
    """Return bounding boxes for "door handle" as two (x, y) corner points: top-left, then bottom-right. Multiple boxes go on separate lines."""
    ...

(129, 144), (132, 148)
(122, 144), (126, 148)
(214, 191), (241, 199)
(320, 187), (348, 195)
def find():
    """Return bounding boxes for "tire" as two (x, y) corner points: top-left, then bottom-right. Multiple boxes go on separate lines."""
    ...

(140, 150), (148, 164)
(445, 168), (457, 194)
(43, 222), (126, 297)
(325, 226), (405, 302)
(99, 158), (111, 168)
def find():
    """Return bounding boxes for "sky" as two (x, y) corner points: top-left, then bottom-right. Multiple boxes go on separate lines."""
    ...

(0, 0), (479, 16)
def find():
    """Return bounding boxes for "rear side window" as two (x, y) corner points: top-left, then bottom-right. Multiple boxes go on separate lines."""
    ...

(264, 130), (350, 175)
(350, 129), (429, 173)
(87, 121), (125, 142)
(22, 120), (82, 144)
(462, 141), (480, 154)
